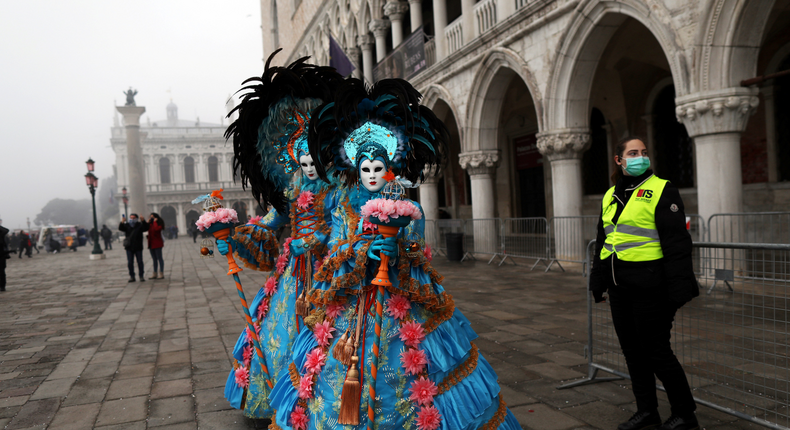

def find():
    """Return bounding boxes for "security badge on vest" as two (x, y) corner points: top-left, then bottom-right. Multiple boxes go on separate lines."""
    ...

(600, 175), (668, 262)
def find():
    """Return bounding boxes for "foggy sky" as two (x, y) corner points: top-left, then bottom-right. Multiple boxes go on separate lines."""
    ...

(0, 0), (264, 230)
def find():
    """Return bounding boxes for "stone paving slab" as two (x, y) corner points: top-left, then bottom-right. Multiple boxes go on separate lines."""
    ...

(0, 239), (763, 429)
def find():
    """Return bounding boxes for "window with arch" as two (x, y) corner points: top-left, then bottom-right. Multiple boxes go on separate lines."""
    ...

(184, 157), (195, 183)
(159, 158), (171, 184)
(208, 156), (219, 182)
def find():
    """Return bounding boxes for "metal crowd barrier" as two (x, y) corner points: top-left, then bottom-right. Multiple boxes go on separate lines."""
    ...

(433, 219), (465, 257)
(492, 217), (549, 269)
(462, 218), (501, 262)
(708, 212), (790, 243)
(545, 216), (599, 272)
(562, 239), (790, 430)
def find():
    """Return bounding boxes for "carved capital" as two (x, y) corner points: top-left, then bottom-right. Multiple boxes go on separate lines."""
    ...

(369, 19), (391, 38)
(384, 1), (409, 20)
(536, 131), (591, 161)
(674, 88), (759, 137)
(357, 34), (375, 48)
(459, 150), (500, 177)
(345, 46), (361, 58)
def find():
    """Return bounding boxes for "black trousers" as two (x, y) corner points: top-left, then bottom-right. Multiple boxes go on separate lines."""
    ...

(104, 239), (112, 250)
(609, 284), (696, 417)
(126, 249), (144, 278)
(0, 259), (6, 290)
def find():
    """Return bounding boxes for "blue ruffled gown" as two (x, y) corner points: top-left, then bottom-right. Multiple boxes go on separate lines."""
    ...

(268, 187), (521, 429)
(224, 177), (339, 419)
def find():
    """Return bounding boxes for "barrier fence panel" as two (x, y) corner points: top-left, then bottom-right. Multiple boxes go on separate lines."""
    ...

(462, 218), (500, 262)
(562, 240), (790, 430)
(434, 219), (465, 256)
(546, 216), (598, 272)
(495, 217), (549, 269)
(708, 212), (790, 244)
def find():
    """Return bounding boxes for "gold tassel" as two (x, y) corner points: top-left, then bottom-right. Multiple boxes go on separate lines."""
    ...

(332, 330), (351, 366)
(342, 334), (355, 366)
(295, 257), (312, 317)
(338, 355), (360, 425)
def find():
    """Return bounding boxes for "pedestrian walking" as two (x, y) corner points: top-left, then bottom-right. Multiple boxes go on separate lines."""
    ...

(17, 231), (32, 258)
(191, 226), (198, 243)
(100, 225), (113, 250)
(119, 213), (149, 282)
(8, 232), (18, 254)
(147, 213), (165, 279)
(30, 232), (40, 254)
(590, 137), (700, 430)
(0, 225), (9, 291)
(173, 225), (179, 239)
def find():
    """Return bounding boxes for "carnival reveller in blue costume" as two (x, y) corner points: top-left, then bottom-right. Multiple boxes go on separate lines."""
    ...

(219, 51), (343, 419)
(268, 78), (521, 430)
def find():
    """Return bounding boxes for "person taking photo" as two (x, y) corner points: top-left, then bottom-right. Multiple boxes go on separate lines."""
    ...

(119, 213), (149, 282)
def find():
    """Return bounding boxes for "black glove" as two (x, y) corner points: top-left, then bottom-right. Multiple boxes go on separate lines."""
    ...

(592, 290), (606, 303)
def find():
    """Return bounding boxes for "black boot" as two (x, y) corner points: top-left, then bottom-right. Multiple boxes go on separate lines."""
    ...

(129, 277), (136, 282)
(657, 415), (699, 430)
(618, 410), (662, 430)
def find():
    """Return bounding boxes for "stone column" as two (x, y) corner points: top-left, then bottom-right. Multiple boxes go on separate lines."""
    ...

(385, 1), (409, 48)
(369, 19), (391, 62)
(176, 202), (185, 237)
(408, 0), (422, 31)
(675, 88), (759, 223)
(459, 150), (499, 255)
(419, 171), (440, 248)
(537, 131), (591, 261)
(358, 35), (376, 84)
(346, 46), (363, 79)
(432, 0), (448, 61)
(461, 0), (475, 44)
(116, 105), (148, 217)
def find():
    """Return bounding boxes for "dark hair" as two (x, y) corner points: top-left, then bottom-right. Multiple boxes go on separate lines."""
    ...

(150, 212), (165, 229)
(610, 135), (648, 184)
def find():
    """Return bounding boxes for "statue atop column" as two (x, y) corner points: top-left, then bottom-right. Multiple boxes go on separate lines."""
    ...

(123, 87), (138, 106)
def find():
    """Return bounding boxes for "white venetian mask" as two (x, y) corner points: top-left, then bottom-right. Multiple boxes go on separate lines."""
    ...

(300, 154), (318, 181)
(359, 158), (387, 192)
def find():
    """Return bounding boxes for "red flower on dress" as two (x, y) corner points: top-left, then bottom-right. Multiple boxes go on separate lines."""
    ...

(242, 344), (253, 365)
(387, 295), (411, 320)
(313, 320), (336, 347)
(245, 324), (261, 342)
(325, 303), (345, 320)
(399, 321), (426, 348)
(416, 405), (442, 430)
(276, 254), (288, 275)
(409, 376), (438, 406)
(264, 276), (277, 296)
(234, 366), (249, 388)
(401, 348), (428, 375)
(298, 374), (314, 399)
(290, 405), (309, 430)
(248, 215), (263, 225)
(424, 245), (433, 263)
(303, 348), (327, 374)
(296, 191), (315, 210)
(257, 300), (269, 321)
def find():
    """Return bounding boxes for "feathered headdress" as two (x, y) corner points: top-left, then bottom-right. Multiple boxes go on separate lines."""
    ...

(225, 49), (344, 214)
(308, 78), (448, 186)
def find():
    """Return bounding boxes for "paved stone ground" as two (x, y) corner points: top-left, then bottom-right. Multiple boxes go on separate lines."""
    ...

(0, 240), (759, 429)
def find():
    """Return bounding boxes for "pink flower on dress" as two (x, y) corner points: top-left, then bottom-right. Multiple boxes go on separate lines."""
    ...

(416, 405), (442, 430)
(424, 245), (433, 263)
(195, 208), (239, 231)
(282, 238), (293, 258)
(399, 321), (425, 348)
(386, 295), (411, 320)
(276, 254), (288, 275)
(409, 376), (438, 406)
(234, 366), (249, 388)
(298, 374), (314, 399)
(313, 320), (335, 347)
(290, 405), (309, 430)
(242, 344), (253, 365)
(362, 219), (378, 233)
(248, 215), (263, 225)
(257, 300), (269, 321)
(245, 324), (261, 342)
(296, 191), (315, 210)
(303, 348), (327, 374)
(325, 303), (345, 320)
(264, 276), (277, 296)
(401, 348), (428, 375)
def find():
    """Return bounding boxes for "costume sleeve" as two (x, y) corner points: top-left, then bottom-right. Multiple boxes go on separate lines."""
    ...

(656, 183), (698, 304)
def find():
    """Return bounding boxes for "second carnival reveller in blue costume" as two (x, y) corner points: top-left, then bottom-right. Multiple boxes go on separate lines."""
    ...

(220, 50), (344, 419)
(268, 78), (521, 430)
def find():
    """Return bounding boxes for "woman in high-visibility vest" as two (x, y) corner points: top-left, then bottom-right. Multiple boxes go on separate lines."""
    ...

(590, 137), (700, 430)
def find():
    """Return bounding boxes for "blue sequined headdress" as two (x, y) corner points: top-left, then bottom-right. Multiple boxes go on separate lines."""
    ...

(309, 78), (448, 186)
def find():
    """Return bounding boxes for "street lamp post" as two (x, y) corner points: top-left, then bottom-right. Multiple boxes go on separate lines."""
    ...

(122, 187), (129, 219)
(85, 158), (105, 260)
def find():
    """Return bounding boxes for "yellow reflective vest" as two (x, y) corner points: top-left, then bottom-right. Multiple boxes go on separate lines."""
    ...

(600, 175), (668, 262)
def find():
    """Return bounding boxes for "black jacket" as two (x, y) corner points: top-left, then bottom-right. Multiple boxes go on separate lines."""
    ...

(589, 170), (699, 305)
(100, 227), (113, 240)
(119, 220), (149, 251)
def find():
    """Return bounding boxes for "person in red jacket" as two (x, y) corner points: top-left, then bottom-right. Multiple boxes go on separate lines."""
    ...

(147, 213), (165, 279)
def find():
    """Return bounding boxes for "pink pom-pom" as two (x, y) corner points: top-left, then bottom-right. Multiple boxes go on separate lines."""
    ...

(196, 208), (239, 231)
(248, 215), (263, 225)
(325, 303), (345, 319)
(303, 348), (327, 374)
(234, 366), (249, 388)
(386, 295), (411, 320)
(242, 344), (253, 365)
(401, 348), (428, 375)
(296, 191), (315, 210)
(416, 405), (442, 430)
(264, 276), (277, 296)
(362, 219), (378, 233)
(424, 245), (433, 262)
(282, 238), (293, 258)
(313, 320), (336, 347)
(276, 254), (288, 275)
(399, 321), (425, 348)
(257, 300), (269, 321)
(298, 374), (314, 399)
(290, 405), (309, 430)
(409, 376), (438, 406)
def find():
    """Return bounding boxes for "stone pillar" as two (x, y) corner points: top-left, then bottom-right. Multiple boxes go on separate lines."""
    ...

(346, 46), (363, 80)
(116, 105), (148, 217)
(675, 88), (759, 223)
(537, 131), (591, 261)
(358, 35), (376, 84)
(459, 150), (499, 255)
(384, 1), (409, 48)
(408, 0), (422, 31)
(432, 0), (448, 61)
(461, 0), (475, 44)
(176, 202), (185, 237)
(420, 173), (440, 247)
(369, 19), (391, 62)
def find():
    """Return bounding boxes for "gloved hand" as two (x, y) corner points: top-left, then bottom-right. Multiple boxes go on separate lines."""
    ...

(592, 290), (606, 303)
(289, 238), (307, 257)
(366, 235), (398, 261)
(216, 239), (229, 256)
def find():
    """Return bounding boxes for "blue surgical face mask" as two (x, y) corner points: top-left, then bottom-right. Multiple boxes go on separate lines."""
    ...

(622, 156), (650, 177)
(128, 218), (138, 227)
